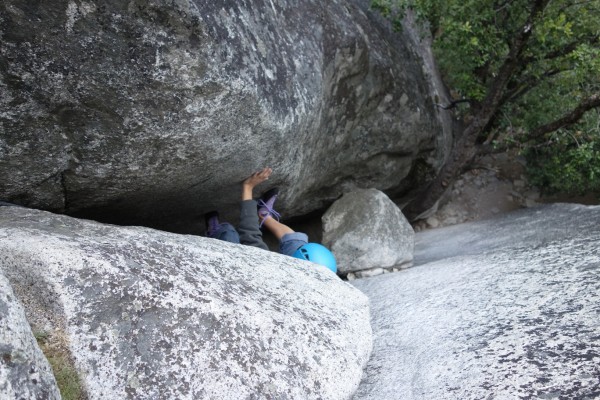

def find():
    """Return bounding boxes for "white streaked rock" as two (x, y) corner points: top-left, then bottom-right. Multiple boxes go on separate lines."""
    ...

(0, 0), (451, 233)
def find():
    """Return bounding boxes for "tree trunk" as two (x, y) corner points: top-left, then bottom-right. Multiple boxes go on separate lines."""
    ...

(527, 93), (600, 139)
(477, 92), (600, 156)
(403, 120), (481, 220)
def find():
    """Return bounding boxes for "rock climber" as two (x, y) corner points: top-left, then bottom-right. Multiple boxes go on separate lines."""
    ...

(204, 167), (337, 273)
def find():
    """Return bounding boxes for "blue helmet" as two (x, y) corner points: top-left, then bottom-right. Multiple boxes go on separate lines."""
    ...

(292, 243), (337, 273)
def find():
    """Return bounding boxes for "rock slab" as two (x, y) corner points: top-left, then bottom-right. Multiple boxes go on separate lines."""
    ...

(352, 204), (600, 399)
(0, 207), (372, 400)
(322, 188), (414, 274)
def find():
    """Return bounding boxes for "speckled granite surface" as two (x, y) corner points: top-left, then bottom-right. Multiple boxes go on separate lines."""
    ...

(0, 206), (372, 400)
(353, 204), (600, 400)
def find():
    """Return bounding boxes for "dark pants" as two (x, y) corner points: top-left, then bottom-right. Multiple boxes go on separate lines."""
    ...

(209, 200), (308, 256)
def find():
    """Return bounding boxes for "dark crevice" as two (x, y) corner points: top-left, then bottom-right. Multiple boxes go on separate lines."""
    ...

(60, 171), (70, 212)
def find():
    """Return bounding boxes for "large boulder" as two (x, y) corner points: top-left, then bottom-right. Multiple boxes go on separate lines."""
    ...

(352, 204), (600, 399)
(0, 206), (372, 399)
(0, 0), (451, 233)
(322, 188), (414, 275)
(0, 272), (61, 399)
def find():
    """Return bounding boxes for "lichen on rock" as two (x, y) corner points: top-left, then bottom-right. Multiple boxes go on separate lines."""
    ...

(0, 272), (61, 400)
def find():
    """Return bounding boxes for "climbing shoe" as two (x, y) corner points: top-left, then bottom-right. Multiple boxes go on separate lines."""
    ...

(204, 211), (221, 236)
(258, 187), (281, 226)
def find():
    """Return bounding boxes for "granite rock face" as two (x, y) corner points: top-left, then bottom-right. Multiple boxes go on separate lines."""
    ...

(0, 207), (372, 400)
(352, 204), (600, 399)
(0, 272), (61, 400)
(0, 0), (451, 233)
(322, 188), (414, 274)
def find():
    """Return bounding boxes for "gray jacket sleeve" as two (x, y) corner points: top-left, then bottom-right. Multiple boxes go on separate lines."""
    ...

(238, 199), (269, 251)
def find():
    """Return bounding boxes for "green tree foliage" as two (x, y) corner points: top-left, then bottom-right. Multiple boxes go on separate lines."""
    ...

(372, 0), (600, 208)
(525, 110), (600, 194)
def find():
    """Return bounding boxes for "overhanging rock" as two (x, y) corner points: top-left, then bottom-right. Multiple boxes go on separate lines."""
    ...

(0, 0), (451, 232)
